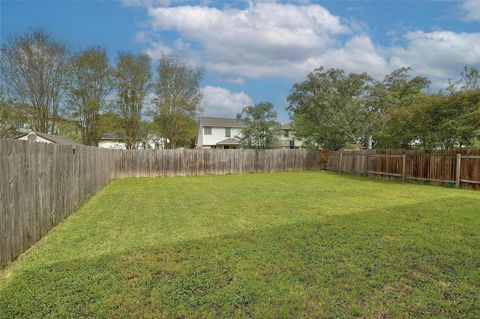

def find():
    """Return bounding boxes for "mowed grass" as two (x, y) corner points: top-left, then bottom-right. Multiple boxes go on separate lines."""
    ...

(1, 172), (479, 318)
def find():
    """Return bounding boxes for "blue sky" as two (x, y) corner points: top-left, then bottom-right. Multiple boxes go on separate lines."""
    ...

(1, 0), (479, 122)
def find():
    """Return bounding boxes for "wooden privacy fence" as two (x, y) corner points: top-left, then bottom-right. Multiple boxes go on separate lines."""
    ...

(2, 139), (479, 265)
(0, 141), (118, 266)
(0, 139), (321, 265)
(115, 148), (321, 177)
(321, 149), (480, 190)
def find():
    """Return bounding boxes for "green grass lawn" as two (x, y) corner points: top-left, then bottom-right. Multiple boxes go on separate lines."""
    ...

(1, 172), (479, 318)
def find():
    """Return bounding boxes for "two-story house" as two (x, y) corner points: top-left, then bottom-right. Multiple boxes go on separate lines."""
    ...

(196, 117), (246, 149)
(196, 117), (303, 149)
(274, 124), (304, 149)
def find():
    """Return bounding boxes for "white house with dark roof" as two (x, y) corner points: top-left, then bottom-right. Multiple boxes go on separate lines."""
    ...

(274, 123), (304, 149)
(196, 117), (303, 149)
(98, 131), (128, 149)
(196, 117), (246, 149)
(98, 131), (167, 150)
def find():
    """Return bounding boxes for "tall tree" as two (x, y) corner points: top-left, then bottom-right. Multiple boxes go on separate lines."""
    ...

(113, 52), (151, 149)
(374, 67), (478, 149)
(287, 68), (376, 150)
(411, 91), (480, 149)
(0, 30), (68, 133)
(0, 90), (24, 138)
(97, 111), (124, 136)
(237, 102), (281, 149)
(372, 67), (430, 148)
(154, 55), (203, 149)
(67, 47), (111, 145)
(448, 66), (480, 93)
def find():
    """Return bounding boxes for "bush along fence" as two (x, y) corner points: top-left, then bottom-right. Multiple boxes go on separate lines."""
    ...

(0, 139), (321, 265)
(320, 149), (480, 190)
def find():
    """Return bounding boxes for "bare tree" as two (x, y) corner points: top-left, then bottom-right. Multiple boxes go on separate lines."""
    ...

(0, 31), (68, 133)
(113, 52), (151, 149)
(67, 47), (112, 145)
(154, 55), (203, 149)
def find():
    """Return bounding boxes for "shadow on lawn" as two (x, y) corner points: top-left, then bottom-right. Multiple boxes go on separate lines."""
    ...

(1, 197), (479, 318)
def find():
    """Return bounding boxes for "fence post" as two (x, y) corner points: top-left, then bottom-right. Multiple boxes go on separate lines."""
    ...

(455, 153), (461, 188)
(338, 152), (343, 172)
(402, 154), (406, 181)
(364, 150), (368, 175)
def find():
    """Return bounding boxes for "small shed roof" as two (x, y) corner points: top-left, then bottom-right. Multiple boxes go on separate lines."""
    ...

(16, 132), (80, 145)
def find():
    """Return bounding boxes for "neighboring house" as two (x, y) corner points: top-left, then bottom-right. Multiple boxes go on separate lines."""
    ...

(274, 124), (304, 149)
(98, 131), (127, 149)
(15, 131), (80, 145)
(98, 131), (167, 149)
(196, 117), (246, 149)
(138, 134), (168, 150)
(196, 117), (303, 149)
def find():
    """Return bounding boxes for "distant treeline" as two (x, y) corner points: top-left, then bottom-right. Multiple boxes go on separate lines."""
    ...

(288, 67), (480, 150)
(1, 30), (479, 150)
(0, 30), (203, 149)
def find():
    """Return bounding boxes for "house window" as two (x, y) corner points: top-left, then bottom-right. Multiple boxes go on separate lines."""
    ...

(204, 127), (212, 135)
(283, 130), (289, 138)
(225, 127), (231, 137)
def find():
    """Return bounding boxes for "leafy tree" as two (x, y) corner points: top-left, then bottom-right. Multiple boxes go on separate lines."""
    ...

(287, 68), (376, 150)
(448, 66), (480, 93)
(154, 55), (203, 149)
(0, 91), (24, 138)
(418, 91), (480, 148)
(236, 102), (281, 149)
(377, 68), (479, 149)
(97, 111), (124, 136)
(67, 47), (112, 145)
(0, 30), (68, 133)
(447, 89), (480, 147)
(113, 52), (152, 149)
(153, 114), (196, 149)
(372, 67), (430, 148)
(55, 117), (82, 143)
(373, 90), (480, 149)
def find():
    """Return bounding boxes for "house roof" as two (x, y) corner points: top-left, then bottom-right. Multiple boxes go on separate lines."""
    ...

(16, 132), (80, 145)
(198, 117), (246, 128)
(199, 117), (292, 130)
(216, 138), (241, 145)
(99, 131), (126, 140)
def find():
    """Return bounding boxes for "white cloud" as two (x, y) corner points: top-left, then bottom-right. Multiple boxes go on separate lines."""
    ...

(146, 2), (350, 82)
(144, 38), (200, 66)
(201, 86), (253, 117)
(460, 0), (480, 21)
(134, 31), (149, 43)
(121, 0), (172, 7)
(315, 35), (390, 78)
(144, 40), (174, 56)
(389, 31), (480, 89)
(139, 2), (480, 89)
